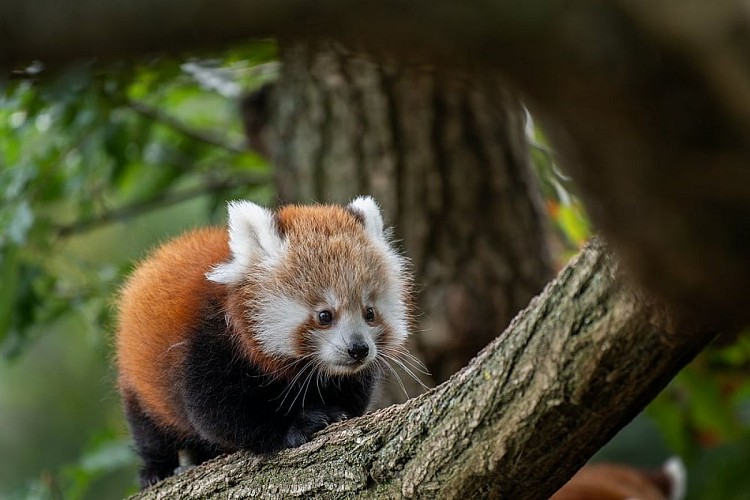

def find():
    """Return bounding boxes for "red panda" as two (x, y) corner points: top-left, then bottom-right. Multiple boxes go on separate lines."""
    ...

(116, 197), (414, 488)
(550, 457), (686, 500)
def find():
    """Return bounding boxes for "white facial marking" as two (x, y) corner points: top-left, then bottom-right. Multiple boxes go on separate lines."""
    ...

(253, 295), (308, 357)
(207, 200), (284, 285)
(376, 288), (409, 343)
(322, 289), (340, 311)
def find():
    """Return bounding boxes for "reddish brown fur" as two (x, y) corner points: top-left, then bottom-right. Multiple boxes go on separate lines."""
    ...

(275, 205), (388, 300)
(117, 204), (405, 432)
(293, 317), (321, 358)
(116, 228), (229, 432)
(551, 463), (671, 500)
(222, 282), (296, 377)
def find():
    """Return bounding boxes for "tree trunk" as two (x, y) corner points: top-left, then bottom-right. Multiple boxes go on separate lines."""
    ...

(268, 42), (553, 396)
(133, 238), (717, 500)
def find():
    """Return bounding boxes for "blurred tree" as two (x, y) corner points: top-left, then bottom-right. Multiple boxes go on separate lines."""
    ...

(254, 42), (553, 400)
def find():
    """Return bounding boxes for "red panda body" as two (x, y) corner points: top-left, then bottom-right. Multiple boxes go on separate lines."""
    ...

(116, 198), (413, 488)
(551, 459), (686, 500)
(117, 227), (229, 434)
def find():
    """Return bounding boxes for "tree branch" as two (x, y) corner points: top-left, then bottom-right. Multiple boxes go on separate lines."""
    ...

(55, 174), (269, 238)
(127, 100), (248, 154)
(134, 238), (718, 499)
(0, 0), (527, 67)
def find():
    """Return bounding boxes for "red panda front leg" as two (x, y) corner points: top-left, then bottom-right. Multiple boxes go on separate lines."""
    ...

(123, 393), (181, 488)
(180, 325), (328, 454)
(284, 408), (350, 447)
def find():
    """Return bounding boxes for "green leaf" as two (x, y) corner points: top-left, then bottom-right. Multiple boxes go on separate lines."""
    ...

(681, 369), (742, 440)
(647, 391), (691, 457)
(557, 202), (591, 246)
(0, 245), (20, 346)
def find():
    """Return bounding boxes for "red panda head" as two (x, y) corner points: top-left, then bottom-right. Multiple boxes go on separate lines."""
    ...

(207, 196), (412, 378)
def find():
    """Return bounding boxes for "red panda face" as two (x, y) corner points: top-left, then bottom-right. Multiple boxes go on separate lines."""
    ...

(207, 197), (412, 378)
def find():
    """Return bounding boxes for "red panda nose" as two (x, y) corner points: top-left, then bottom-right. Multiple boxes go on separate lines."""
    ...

(348, 341), (369, 361)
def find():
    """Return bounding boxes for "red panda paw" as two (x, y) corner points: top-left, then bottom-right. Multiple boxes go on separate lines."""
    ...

(284, 427), (310, 448)
(284, 408), (350, 448)
(139, 465), (176, 489)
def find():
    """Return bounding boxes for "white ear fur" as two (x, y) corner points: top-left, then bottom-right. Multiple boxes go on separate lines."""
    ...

(664, 456), (686, 500)
(348, 196), (386, 242)
(206, 200), (283, 284)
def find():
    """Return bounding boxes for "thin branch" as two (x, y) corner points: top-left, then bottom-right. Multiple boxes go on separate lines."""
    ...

(127, 99), (248, 154)
(55, 173), (269, 238)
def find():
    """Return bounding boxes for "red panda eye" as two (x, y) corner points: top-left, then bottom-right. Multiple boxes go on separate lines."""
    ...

(365, 307), (375, 322)
(318, 310), (333, 325)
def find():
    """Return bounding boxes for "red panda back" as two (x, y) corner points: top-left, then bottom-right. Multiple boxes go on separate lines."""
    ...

(116, 227), (229, 432)
(550, 462), (676, 500)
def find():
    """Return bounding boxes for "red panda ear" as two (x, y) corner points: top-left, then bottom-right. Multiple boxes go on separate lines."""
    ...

(663, 457), (686, 500)
(206, 200), (283, 284)
(347, 196), (386, 242)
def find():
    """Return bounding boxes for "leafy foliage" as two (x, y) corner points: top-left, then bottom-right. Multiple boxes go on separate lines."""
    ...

(525, 114), (590, 261)
(0, 43), (275, 498)
(1, 43), (748, 499)
(0, 43), (276, 358)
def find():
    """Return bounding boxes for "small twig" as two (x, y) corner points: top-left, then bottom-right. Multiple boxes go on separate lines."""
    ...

(127, 99), (248, 154)
(55, 174), (270, 238)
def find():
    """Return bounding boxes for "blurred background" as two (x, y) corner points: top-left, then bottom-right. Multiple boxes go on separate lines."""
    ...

(1, 42), (749, 499)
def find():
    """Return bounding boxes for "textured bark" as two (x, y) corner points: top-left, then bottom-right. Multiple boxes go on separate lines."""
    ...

(5, 1), (749, 324)
(269, 43), (553, 395)
(134, 239), (715, 500)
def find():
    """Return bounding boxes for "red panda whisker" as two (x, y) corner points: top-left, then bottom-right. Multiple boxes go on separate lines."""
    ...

(281, 353), (317, 372)
(314, 365), (325, 404)
(376, 356), (409, 399)
(380, 352), (430, 391)
(381, 345), (424, 363)
(383, 354), (409, 397)
(308, 361), (326, 406)
(281, 360), (314, 395)
(255, 354), (313, 385)
(386, 359), (410, 399)
(380, 347), (430, 375)
(396, 356), (430, 376)
(385, 344), (426, 364)
(258, 353), (316, 387)
(380, 345), (429, 373)
(292, 362), (319, 412)
(275, 359), (316, 413)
